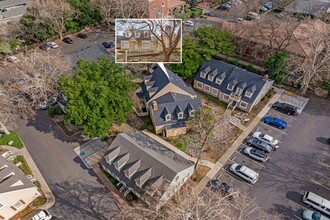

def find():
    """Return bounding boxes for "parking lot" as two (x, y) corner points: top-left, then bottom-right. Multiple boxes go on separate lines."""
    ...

(214, 96), (330, 219)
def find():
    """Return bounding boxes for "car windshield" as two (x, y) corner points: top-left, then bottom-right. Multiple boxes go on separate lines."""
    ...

(271, 138), (276, 143)
(312, 212), (321, 220)
(236, 165), (242, 170)
(251, 149), (265, 158)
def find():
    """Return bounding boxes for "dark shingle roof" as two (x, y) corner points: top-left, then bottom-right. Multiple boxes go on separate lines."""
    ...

(194, 59), (273, 103)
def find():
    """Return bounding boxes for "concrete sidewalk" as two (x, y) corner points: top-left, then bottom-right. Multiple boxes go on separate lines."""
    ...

(192, 92), (282, 196)
(1, 143), (55, 210)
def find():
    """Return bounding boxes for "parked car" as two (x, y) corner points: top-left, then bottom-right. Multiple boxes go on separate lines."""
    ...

(246, 137), (273, 153)
(184, 20), (194, 26)
(0, 60), (7, 67)
(247, 11), (260, 20)
(259, 5), (268, 13)
(264, 2), (273, 9)
(252, 131), (279, 149)
(210, 179), (235, 193)
(50, 96), (57, 106)
(102, 41), (114, 48)
(40, 101), (48, 110)
(244, 147), (269, 162)
(263, 116), (288, 129)
(63, 37), (74, 44)
(328, 137), (330, 145)
(230, 163), (259, 184)
(7, 56), (19, 63)
(47, 42), (59, 48)
(40, 44), (51, 51)
(220, 2), (232, 10)
(272, 101), (298, 115)
(77, 33), (87, 39)
(31, 210), (52, 220)
(302, 209), (329, 220)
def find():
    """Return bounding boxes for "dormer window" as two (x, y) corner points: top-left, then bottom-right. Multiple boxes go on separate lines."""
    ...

(178, 112), (183, 119)
(144, 31), (149, 38)
(189, 110), (195, 117)
(135, 31), (140, 38)
(125, 31), (130, 38)
(208, 75), (214, 81)
(200, 71), (206, 78)
(216, 78), (222, 85)
(227, 84), (234, 91)
(245, 91), (253, 98)
(166, 114), (171, 121)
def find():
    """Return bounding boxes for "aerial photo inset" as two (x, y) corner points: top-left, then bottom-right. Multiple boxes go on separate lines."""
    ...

(115, 19), (182, 63)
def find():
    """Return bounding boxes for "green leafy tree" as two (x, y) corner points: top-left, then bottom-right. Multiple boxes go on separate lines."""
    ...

(189, 0), (198, 7)
(170, 37), (203, 79)
(9, 39), (21, 51)
(265, 51), (291, 84)
(67, 0), (102, 27)
(59, 56), (134, 137)
(0, 42), (12, 55)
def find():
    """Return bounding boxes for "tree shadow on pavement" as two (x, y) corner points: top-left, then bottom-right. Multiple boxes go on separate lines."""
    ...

(316, 137), (329, 145)
(49, 180), (120, 220)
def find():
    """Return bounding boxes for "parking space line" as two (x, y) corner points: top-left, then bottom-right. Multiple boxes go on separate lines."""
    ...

(235, 150), (266, 168)
(294, 215), (302, 220)
(315, 171), (330, 180)
(322, 152), (330, 157)
(287, 125), (293, 127)
(262, 122), (288, 135)
(311, 179), (330, 191)
(222, 169), (254, 188)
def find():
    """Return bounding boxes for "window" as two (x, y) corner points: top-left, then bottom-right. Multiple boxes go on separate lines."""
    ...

(153, 3), (156, 9)
(142, 42), (150, 49)
(166, 114), (171, 121)
(245, 91), (253, 98)
(204, 85), (211, 92)
(208, 75), (214, 81)
(235, 88), (242, 95)
(196, 81), (203, 89)
(13, 200), (23, 210)
(121, 41), (129, 48)
(227, 84), (234, 91)
(125, 32), (130, 38)
(223, 94), (230, 101)
(144, 31), (149, 38)
(211, 88), (218, 96)
(178, 112), (183, 119)
(189, 110), (195, 117)
(162, 0), (165, 7)
(216, 78), (222, 85)
(240, 101), (248, 109)
(200, 72), (206, 78)
(135, 31), (140, 38)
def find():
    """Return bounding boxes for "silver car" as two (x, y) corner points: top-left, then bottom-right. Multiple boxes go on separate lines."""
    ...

(302, 209), (329, 220)
(244, 147), (269, 162)
(252, 131), (279, 149)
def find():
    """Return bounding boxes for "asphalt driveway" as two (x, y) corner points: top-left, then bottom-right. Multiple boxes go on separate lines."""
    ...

(16, 111), (120, 220)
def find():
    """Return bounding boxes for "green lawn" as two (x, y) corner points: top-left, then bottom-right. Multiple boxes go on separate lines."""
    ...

(13, 155), (32, 175)
(0, 131), (24, 149)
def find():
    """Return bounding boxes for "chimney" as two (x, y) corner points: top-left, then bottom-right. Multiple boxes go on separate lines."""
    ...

(263, 74), (269, 81)
(152, 101), (158, 110)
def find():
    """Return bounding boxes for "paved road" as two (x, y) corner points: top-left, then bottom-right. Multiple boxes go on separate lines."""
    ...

(16, 111), (120, 220)
(248, 96), (330, 219)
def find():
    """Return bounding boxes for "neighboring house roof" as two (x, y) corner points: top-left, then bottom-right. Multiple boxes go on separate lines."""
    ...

(221, 19), (327, 58)
(101, 131), (194, 200)
(285, 0), (330, 16)
(0, 155), (36, 194)
(195, 59), (272, 103)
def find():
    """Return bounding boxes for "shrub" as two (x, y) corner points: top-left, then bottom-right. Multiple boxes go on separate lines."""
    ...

(47, 105), (64, 117)
(321, 80), (330, 92)
(126, 194), (134, 201)
(176, 139), (188, 153)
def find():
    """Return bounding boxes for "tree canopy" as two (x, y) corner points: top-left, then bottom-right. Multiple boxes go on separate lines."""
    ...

(58, 56), (134, 137)
(170, 26), (236, 79)
(265, 51), (291, 84)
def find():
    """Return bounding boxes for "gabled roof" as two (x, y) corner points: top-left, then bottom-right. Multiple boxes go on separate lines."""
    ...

(194, 59), (273, 103)
(0, 155), (36, 194)
(101, 131), (194, 197)
(285, 0), (330, 16)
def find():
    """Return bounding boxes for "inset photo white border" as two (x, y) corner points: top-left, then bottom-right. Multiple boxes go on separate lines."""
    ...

(115, 18), (182, 64)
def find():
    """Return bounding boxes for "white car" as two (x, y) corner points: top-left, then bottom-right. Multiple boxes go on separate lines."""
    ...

(47, 42), (59, 49)
(31, 210), (52, 220)
(230, 163), (259, 184)
(184, 20), (194, 26)
(302, 209), (329, 220)
(252, 131), (279, 149)
(244, 147), (269, 162)
(7, 56), (19, 63)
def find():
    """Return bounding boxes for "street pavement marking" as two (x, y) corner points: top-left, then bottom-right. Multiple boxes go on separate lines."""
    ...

(322, 152), (330, 157)
(273, 110), (298, 121)
(315, 171), (330, 180)
(222, 169), (253, 188)
(294, 215), (302, 220)
(287, 124), (293, 127)
(311, 179), (330, 191)
(262, 122), (288, 135)
(235, 151), (266, 168)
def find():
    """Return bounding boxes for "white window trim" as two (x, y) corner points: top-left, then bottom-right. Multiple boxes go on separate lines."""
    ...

(245, 91), (253, 98)
(208, 75), (214, 81)
(13, 200), (24, 210)
(196, 81), (203, 89)
(135, 31), (140, 38)
(144, 31), (149, 38)
(178, 112), (183, 119)
(227, 84), (234, 91)
(211, 88), (218, 96)
(240, 101), (248, 109)
(189, 110), (195, 117)
(216, 78), (222, 85)
(166, 114), (171, 121)
(142, 41), (150, 49)
(125, 32), (130, 38)
(204, 85), (211, 92)
(200, 72), (206, 78)
(223, 94), (230, 101)
(121, 41), (129, 49)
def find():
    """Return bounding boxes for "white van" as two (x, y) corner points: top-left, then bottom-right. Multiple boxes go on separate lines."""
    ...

(230, 163), (259, 184)
(302, 191), (330, 216)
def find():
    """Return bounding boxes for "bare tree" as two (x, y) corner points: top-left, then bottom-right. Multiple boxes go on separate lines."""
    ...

(91, 0), (116, 28)
(31, 0), (77, 39)
(0, 50), (71, 132)
(116, 0), (148, 19)
(121, 185), (282, 220)
(291, 27), (330, 95)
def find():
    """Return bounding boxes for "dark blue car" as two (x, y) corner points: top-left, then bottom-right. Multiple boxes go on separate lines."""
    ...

(263, 116), (287, 129)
